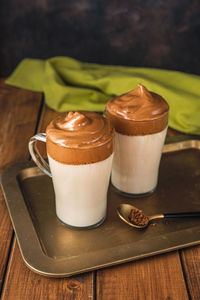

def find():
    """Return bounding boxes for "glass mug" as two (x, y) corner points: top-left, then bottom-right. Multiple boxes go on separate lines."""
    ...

(106, 84), (169, 196)
(28, 111), (114, 229)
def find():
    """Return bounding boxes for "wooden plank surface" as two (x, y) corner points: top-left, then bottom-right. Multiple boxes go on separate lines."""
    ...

(1, 81), (200, 300)
(96, 252), (189, 300)
(0, 80), (42, 173)
(1, 104), (95, 300)
(2, 239), (94, 300)
(0, 80), (42, 293)
(0, 192), (13, 290)
(181, 247), (200, 300)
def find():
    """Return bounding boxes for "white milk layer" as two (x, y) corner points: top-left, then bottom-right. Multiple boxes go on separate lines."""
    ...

(111, 127), (167, 194)
(48, 154), (113, 228)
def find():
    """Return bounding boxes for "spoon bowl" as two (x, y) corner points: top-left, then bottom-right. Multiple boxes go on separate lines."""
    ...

(117, 204), (200, 229)
(116, 204), (152, 229)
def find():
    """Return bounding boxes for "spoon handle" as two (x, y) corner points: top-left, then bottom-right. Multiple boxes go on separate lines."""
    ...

(164, 212), (200, 218)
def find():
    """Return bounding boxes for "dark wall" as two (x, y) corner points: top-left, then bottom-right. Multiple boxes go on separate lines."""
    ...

(0, 0), (200, 76)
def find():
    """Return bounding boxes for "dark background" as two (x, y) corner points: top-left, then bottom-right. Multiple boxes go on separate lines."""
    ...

(0, 0), (200, 77)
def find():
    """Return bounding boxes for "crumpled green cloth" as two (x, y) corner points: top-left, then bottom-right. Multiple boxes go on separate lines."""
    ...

(6, 56), (200, 135)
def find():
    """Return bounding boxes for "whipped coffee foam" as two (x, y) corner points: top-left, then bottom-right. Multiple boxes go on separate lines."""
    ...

(46, 111), (115, 164)
(107, 84), (169, 135)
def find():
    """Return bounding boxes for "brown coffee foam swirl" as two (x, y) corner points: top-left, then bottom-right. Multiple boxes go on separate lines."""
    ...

(46, 112), (115, 164)
(106, 84), (169, 135)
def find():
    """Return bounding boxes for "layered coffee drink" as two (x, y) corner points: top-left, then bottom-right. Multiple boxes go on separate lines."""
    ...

(46, 111), (114, 228)
(106, 84), (169, 196)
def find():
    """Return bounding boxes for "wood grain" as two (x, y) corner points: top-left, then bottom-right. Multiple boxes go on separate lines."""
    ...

(167, 127), (185, 137)
(0, 79), (42, 293)
(0, 83), (199, 299)
(1, 104), (95, 300)
(0, 191), (13, 289)
(97, 252), (189, 300)
(0, 79), (42, 173)
(180, 247), (200, 300)
(2, 239), (94, 300)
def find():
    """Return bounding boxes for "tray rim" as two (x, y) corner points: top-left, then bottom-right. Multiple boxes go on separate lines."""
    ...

(1, 136), (200, 277)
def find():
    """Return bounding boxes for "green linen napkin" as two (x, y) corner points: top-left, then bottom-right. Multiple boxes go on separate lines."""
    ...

(6, 56), (200, 135)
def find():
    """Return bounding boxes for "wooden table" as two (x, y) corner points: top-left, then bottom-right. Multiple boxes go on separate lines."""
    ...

(0, 79), (200, 300)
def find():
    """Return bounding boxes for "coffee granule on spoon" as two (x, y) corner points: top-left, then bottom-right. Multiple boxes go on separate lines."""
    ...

(128, 208), (149, 226)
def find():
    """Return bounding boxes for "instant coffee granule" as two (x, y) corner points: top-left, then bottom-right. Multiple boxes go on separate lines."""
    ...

(128, 208), (149, 226)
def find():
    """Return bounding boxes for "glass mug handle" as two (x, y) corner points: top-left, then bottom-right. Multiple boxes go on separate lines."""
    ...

(28, 133), (52, 177)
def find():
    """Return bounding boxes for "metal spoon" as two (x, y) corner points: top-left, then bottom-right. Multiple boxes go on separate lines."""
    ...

(117, 203), (200, 229)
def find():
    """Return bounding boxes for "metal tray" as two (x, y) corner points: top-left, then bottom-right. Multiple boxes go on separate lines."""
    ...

(1, 137), (200, 277)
